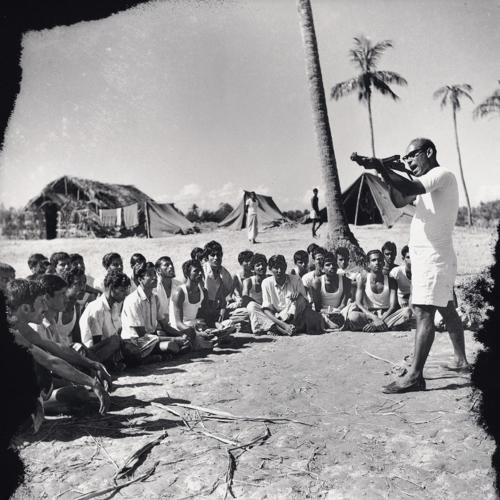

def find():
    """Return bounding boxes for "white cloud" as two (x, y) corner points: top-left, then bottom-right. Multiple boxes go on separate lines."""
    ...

(207, 181), (240, 201)
(157, 183), (204, 208)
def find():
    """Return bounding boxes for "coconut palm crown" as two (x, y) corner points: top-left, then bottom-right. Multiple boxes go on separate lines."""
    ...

(330, 35), (407, 156)
(473, 80), (500, 119)
(433, 84), (474, 225)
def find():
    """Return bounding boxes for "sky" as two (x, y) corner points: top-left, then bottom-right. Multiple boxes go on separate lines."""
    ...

(0, 0), (499, 213)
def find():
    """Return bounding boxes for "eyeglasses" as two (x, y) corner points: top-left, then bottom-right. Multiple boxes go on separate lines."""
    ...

(402, 148), (425, 162)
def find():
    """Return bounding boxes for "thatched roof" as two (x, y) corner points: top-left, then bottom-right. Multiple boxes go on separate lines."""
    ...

(25, 175), (155, 211)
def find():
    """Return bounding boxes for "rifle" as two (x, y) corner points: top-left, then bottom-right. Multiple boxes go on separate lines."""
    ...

(350, 152), (414, 177)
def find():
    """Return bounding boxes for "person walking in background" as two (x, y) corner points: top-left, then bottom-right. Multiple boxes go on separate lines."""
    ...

(245, 191), (259, 244)
(311, 188), (323, 238)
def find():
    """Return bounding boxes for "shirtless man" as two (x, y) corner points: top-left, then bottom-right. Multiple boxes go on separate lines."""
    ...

(302, 247), (325, 299)
(346, 250), (398, 332)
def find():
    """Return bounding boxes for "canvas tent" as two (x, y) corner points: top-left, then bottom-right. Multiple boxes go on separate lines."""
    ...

(302, 173), (414, 228)
(25, 175), (195, 238)
(218, 191), (289, 229)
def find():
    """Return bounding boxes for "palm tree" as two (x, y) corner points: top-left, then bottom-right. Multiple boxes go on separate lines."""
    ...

(296, 0), (363, 263)
(433, 84), (474, 226)
(473, 81), (500, 119)
(330, 36), (407, 157)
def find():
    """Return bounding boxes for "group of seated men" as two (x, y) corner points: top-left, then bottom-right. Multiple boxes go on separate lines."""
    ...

(0, 239), (416, 427)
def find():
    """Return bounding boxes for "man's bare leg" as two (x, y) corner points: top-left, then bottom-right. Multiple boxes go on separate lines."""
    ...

(382, 304), (435, 392)
(438, 301), (470, 371)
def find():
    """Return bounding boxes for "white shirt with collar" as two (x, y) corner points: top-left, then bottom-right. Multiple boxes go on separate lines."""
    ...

(155, 278), (181, 323)
(121, 286), (160, 339)
(261, 274), (307, 312)
(79, 294), (123, 348)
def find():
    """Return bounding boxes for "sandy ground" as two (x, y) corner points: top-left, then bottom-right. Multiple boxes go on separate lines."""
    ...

(13, 330), (495, 499)
(4, 224), (497, 499)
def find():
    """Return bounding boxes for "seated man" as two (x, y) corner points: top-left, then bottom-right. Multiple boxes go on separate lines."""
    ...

(261, 255), (323, 335)
(8, 280), (111, 418)
(190, 247), (206, 264)
(242, 253), (294, 336)
(306, 243), (321, 271)
(310, 252), (351, 330)
(79, 270), (130, 370)
(129, 253), (146, 292)
(335, 246), (358, 299)
(201, 241), (234, 326)
(170, 259), (217, 350)
(155, 256), (183, 334)
(289, 250), (309, 278)
(26, 254), (49, 280)
(382, 241), (398, 275)
(302, 247), (325, 300)
(49, 252), (71, 276)
(95, 252), (124, 292)
(347, 250), (400, 332)
(69, 253), (99, 309)
(35, 270), (86, 348)
(232, 250), (254, 298)
(121, 261), (184, 365)
(0, 262), (15, 292)
(387, 244), (415, 330)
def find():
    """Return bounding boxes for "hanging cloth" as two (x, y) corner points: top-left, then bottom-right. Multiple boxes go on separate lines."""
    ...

(123, 203), (139, 228)
(99, 208), (117, 227)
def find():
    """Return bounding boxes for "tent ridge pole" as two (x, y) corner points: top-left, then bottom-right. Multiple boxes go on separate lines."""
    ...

(354, 174), (364, 226)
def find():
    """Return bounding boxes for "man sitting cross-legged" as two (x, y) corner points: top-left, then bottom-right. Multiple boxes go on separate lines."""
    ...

(9, 279), (111, 418)
(302, 247), (325, 300)
(382, 241), (398, 276)
(69, 253), (100, 310)
(261, 255), (323, 335)
(310, 252), (351, 330)
(48, 252), (71, 277)
(170, 259), (217, 350)
(289, 250), (309, 278)
(387, 244), (416, 331)
(232, 250), (254, 299)
(121, 261), (185, 365)
(79, 270), (129, 371)
(346, 249), (399, 332)
(202, 241), (234, 326)
(26, 254), (49, 281)
(95, 252), (124, 292)
(129, 253), (146, 292)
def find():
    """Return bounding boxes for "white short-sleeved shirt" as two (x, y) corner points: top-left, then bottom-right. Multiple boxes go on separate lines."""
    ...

(410, 166), (458, 249)
(79, 294), (122, 348)
(262, 274), (307, 312)
(389, 265), (412, 306)
(121, 287), (160, 339)
(246, 198), (258, 216)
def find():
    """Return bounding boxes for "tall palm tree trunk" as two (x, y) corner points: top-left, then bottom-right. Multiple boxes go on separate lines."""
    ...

(452, 110), (472, 225)
(367, 93), (376, 157)
(297, 0), (363, 262)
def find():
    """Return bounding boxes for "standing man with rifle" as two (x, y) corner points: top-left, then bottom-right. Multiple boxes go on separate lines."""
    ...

(352, 138), (470, 393)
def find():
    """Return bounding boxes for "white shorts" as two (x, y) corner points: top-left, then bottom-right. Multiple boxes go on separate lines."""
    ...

(310, 210), (319, 221)
(410, 245), (456, 307)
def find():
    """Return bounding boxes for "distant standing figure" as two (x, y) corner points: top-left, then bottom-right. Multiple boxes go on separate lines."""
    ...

(311, 188), (323, 238)
(246, 191), (259, 244)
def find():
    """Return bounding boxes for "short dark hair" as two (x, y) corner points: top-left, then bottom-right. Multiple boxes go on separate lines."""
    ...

(61, 267), (86, 287)
(307, 243), (319, 254)
(69, 253), (84, 265)
(104, 270), (131, 290)
(324, 252), (337, 264)
(5, 279), (45, 310)
(312, 247), (325, 258)
(50, 252), (69, 267)
(313, 188), (318, 193)
(133, 261), (156, 282)
(190, 247), (205, 261)
(130, 253), (146, 268)
(182, 259), (202, 279)
(335, 247), (350, 260)
(366, 249), (383, 261)
(238, 250), (254, 265)
(381, 241), (397, 255)
(401, 245), (410, 257)
(204, 240), (223, 256)
(250, 253), (267, 268)
(38, 274), (67, 297)
(155, 256), (173, 270)
(268, 255), (287, 270)
(28, 254), (47, 270)
(0, 262), (15, 275)
(102, 252), (122, 269)
(293, 250), (308, 264)
(412, 137), (437, 157)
